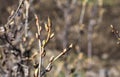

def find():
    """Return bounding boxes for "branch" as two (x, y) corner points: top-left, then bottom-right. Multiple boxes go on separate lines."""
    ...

(34, 14), (42, 77)
(41, 44), (73, 76)
(5, 0), (24, 29)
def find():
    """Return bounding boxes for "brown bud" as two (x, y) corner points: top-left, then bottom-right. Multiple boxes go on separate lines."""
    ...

(41, 50), (46, 57)
(46, 65), (52, 72)
(49, 56), (54, 62)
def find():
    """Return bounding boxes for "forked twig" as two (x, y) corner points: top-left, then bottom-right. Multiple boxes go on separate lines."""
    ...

(41, 44), (73, 76)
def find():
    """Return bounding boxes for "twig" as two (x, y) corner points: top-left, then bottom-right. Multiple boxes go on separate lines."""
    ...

(34, 14), (42, 77)
(79, 0), (88, 24)
(87, 4), (97, 67)
(25, 0), (30, 37)
(34, 15), (55, 77)
(41, 44), (73, 76)
(5, 0), (24, 28)
(42, 18), (54, 48)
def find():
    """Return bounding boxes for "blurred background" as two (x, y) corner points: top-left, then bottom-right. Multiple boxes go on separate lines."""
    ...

(0, 0), (120, 77)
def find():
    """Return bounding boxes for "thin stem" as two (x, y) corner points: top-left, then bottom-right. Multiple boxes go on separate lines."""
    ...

(41, 44), (73, 76)
(79, 0), (88, 24)
(35, 14), (42, 77)
(5, 0), (24, 28)
(25, 0), (30, 37)
(38, 37), (42, 77)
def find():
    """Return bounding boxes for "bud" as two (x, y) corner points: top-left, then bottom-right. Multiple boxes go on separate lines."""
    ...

(23, 37), (26, 42)
(42, 40), (46, 46)
(41, 50), (46, 57)
(50, 33), (54, 38)
(110, 25), (113, 28)
(45, 23), (49, 32)
(46, 65), (52, 72)
(48, 17), (51, 27)
(69, 44), (73, 48)
(49, 56), (54, 62)
(0, 26), (5, 36)
(36, 33), (38, 39)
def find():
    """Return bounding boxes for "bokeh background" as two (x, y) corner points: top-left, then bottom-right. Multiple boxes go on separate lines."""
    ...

(0, 0), (120, 77)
